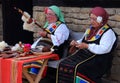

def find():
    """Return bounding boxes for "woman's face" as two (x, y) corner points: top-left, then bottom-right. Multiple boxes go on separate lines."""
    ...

(89, 14), (102, 29)
(45, 8), (57, 23)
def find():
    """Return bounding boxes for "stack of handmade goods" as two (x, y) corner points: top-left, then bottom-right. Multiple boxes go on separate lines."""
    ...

(0, 41), (33, 59)
(0, 41), (59, 83)
(0, 41), (35, 83)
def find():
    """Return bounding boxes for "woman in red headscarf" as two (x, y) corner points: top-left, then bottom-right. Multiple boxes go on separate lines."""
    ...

(56, 7), (118, 83)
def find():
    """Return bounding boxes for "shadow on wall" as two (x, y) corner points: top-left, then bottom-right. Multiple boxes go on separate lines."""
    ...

(2, 0), (33, 45)
(33, 0), (120, 8)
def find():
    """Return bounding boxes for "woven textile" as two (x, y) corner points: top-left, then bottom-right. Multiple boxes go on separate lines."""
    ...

(0, 54), (59, 83)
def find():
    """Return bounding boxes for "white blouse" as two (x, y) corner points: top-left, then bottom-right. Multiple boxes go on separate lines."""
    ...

(77, 29), (116, 54)
(50, 24), (69, 46)
(31, 23), (69, 48)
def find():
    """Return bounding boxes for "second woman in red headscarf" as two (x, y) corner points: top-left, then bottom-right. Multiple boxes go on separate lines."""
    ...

(56, 6), (118, 83)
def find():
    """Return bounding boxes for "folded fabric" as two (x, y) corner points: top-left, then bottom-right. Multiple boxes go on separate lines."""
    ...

(21, 11), (31, 22)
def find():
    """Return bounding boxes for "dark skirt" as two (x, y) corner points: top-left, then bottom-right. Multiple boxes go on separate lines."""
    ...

(56, 49), (112, 83)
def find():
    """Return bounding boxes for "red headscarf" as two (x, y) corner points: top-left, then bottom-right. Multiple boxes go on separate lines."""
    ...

(90, 7), (109, 25)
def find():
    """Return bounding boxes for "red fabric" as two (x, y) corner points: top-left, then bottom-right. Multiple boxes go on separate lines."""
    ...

(77, 72), (95, 83)
(44, 7), (48, 14)
(0, 58), (3, 83)
(23, 44), (31, 52)
(0, 58), (23, 83)
(1, 58), (12, 83)
(90, 7), (108, 25)
(42, 66), (48, 78)
(0, 54), (59, 83)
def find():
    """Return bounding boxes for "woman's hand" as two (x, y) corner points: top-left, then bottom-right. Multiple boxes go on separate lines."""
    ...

(76, 42), (88, 49)
(70, 40), (78, 46)
(39, 31), (47, 37)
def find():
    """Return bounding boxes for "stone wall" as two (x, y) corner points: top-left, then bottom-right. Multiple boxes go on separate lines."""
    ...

(33, 6), (120, 83)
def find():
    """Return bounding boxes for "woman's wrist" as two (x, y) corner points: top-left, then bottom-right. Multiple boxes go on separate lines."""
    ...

(47, 33), (50, 38)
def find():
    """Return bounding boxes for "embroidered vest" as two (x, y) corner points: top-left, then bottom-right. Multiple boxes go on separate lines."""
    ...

(85, 24), (109, 41)
(45, 21), (61, 34)
(83, 24), (118, 53)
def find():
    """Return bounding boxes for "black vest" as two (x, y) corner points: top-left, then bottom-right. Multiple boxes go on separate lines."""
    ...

(82, 26), (118, 55)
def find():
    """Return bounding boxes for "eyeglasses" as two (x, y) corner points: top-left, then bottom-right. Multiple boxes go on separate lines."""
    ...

(89, 17), (97, 21)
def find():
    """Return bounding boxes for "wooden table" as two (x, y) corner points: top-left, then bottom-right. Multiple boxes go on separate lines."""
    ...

(0, 53), (59, 83)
